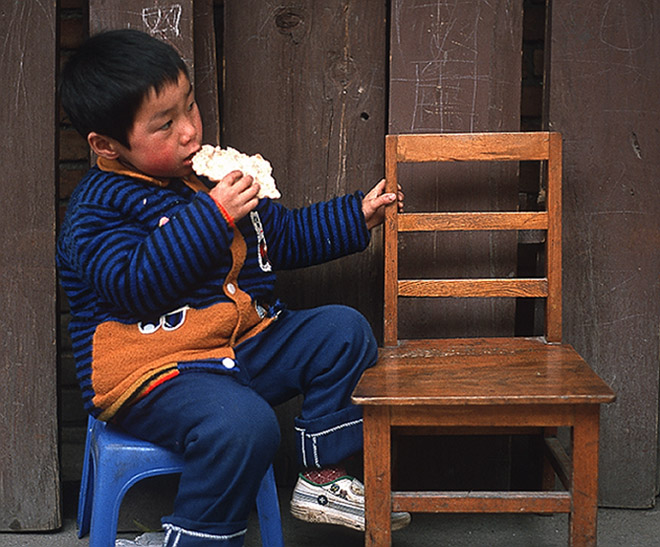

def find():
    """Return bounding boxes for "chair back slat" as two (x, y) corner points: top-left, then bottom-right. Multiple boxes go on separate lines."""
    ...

(384, 132), (562, 347)
(394, 132), (552, 163)
(399, 279), (548, 299)
(398, 212), (548, 232)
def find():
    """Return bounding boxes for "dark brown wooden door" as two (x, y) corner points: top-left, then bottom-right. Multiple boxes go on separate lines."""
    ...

(223, 0), (388, 483)
(389, 0), (524, 340)
(0, 0), (60, 531)
(548, 0), (660, 508)
(386, 0), (528, 492)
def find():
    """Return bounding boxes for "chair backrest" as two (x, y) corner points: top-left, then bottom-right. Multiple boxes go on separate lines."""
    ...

(384, 131), (562, 346)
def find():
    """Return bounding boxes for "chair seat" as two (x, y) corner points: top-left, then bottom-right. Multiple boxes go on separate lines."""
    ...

(353, 337), (615, 546)
(353, 337), (615, 406)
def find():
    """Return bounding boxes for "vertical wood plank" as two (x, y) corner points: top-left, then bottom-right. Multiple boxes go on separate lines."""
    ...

(223, 2), (387, 330)
(389, 0), (524, 340)
(387, 0), (527, 493)
(548, 0), (660, 507)
(223, 0), (387, 484)
(0, 0), (60, 530)
(89, 0), (195, 75)
(193, 0), (220, 145)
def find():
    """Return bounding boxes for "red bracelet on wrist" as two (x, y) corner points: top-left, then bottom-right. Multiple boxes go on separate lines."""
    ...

(211, 197), (236, 228)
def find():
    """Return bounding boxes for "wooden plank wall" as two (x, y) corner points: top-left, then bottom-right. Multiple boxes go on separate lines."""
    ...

(0, 1), (60, 531)
(223, 1), (388, 483)
(389, 0), (524, 340)
(80, 0), (219, 529)
(47, 0), (659, 515)
(387, 0), (530, 491)
(89, 0), (219, 144)
(548, 1), (660, 508)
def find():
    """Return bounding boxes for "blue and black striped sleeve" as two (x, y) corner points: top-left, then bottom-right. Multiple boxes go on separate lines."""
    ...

(262, 191), (371, 270)
(60, 184), (232, 316)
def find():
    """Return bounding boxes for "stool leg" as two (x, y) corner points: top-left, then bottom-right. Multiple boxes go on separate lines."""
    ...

(89, 450), (128, 547)
(569, 406), (600, 547)
(255, 464), (284, 547)
(77, 418), (94, 538)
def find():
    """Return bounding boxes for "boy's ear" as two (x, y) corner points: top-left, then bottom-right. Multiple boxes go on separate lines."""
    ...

(87, 132), (121, 160)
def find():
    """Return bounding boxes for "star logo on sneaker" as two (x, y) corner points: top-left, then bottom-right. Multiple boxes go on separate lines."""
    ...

(291, 474), (411, 532)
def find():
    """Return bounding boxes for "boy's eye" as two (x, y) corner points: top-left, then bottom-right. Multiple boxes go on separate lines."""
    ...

(160, 120), (173, 130)
(188, 100), (196, 111)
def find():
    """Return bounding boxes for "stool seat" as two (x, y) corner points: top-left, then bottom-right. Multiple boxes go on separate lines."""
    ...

(77, 415), (284, 547)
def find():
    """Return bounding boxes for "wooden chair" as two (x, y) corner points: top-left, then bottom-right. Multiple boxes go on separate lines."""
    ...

(352, 132), (615, 547)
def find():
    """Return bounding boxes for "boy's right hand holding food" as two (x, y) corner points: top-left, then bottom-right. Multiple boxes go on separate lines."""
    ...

(209, 170), (260, 226)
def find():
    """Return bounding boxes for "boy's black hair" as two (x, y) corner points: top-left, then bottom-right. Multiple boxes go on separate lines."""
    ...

(60, 29), (189, 148)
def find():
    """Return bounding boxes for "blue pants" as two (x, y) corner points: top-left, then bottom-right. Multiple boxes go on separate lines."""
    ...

(117, 305), (377, 546)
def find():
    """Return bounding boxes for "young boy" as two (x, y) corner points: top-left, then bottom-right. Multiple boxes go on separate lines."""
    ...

(58, 29), (406, 546)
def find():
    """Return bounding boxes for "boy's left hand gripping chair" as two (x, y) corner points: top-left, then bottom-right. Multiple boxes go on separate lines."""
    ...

(77, 415), (285, 547)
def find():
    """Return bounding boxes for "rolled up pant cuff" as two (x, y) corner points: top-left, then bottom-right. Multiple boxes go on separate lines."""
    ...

(294, 405), (364, 468)
(162, 518), (247, 546)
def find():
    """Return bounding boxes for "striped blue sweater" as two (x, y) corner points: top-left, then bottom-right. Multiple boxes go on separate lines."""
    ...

(57, 163), (371, 419)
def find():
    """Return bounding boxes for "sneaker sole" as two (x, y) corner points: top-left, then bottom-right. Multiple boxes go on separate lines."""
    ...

(290, 501), (411, 532)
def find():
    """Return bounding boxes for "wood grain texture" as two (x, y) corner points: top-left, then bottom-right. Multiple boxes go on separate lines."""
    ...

(89, 0), (194, 66)
(193, 0), (220, 145)
(398, 211), (549, 232)
(0, 0), (60, 530)
(394, 131), (551, 162)
(355, 129), (614, 545)
(223, 1), (387, 483)
(389, 1), (524, 339)
(398, 278), (548, 298)
(384, 131), (560, 340)
(223, 0), (387, 331)
(548, 0), (660, 507)
(354, 338), (615, 406)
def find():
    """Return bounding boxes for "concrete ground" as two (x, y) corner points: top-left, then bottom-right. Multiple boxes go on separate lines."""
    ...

(1, 488), (659, 547)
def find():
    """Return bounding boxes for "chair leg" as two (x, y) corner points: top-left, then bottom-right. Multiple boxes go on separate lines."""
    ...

(569, 407), (600, 547)
(256, 464), (284, 547)
(77, 417), (94, 538)
(363, 407), (392, 547)
(542, 427), (558, 491)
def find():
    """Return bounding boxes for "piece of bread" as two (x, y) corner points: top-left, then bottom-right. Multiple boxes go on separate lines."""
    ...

(192, 144), (281, 200)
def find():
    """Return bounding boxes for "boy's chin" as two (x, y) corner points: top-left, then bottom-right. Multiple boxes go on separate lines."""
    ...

(168, 164), (194, 179)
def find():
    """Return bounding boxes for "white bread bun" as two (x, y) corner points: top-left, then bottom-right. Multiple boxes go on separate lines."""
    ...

(192, 144), (281, 200)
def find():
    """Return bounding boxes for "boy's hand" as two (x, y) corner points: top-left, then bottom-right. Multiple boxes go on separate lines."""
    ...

(209, 170), (260, 223)
(362, 179), (404, 230)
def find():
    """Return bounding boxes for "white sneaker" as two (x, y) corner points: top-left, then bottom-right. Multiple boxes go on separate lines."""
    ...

(290, 474), (411, 532)
(116, 532), (165, 546)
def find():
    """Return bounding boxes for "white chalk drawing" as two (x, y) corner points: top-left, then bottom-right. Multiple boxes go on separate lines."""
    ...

(393, 1), (521, 133)
(394, 1), (489, 132)
(142, 4), (182, 38)
(600, 1), (652, 52)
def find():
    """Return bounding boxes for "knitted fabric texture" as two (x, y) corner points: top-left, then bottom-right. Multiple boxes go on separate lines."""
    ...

(57, 161), (370, 419)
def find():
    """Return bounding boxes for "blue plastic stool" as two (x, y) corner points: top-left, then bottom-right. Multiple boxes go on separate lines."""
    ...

(77, 415), (284, 547)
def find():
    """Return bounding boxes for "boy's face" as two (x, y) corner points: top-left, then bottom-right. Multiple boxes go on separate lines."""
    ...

(115, 71), (202, 180)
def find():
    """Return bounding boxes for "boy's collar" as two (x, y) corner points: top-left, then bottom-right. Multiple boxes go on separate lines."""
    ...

(96, 156), (209, 193)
